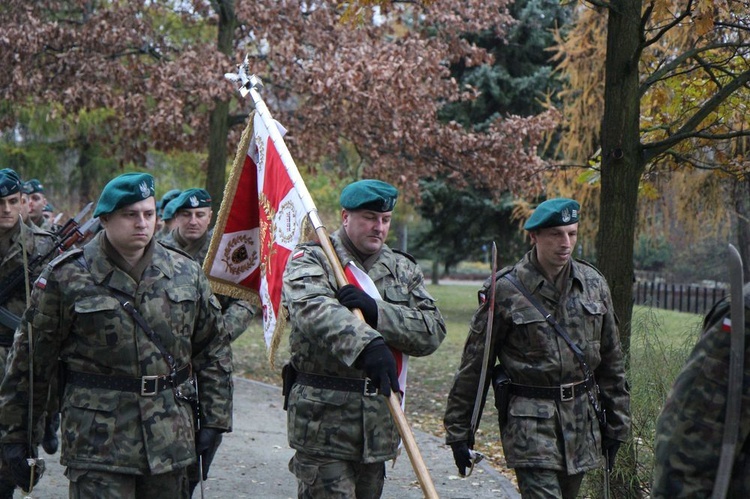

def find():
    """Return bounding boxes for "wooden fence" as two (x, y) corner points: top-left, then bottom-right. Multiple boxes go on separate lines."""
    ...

(632, 281), (727, 315)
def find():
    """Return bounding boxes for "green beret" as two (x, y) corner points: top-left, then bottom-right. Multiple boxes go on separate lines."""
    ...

(94, 172), (156, 217)
(0, 168), (22, 198)
(524, 198), (580, 231)
(340, 179), (398, 212)
(23, 178), (44, 194)
(161, 198), (178, 221)
(157, 188), (182, 215)
(168, 188), (212, 212)
(43, 203), (54, 212)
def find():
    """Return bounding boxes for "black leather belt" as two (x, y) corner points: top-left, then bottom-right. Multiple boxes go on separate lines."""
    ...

(509, 380), (587, 402)
(296, 372), (377, 396)
(66, 364), (192, 397)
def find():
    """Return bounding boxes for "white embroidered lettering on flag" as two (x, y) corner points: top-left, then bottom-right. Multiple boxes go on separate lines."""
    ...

(344, 262), (409, 408)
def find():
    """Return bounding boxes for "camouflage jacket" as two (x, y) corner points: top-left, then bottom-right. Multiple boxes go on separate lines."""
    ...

(161, 228), (255, 341)
(444, 250), (630, 474)
(0, 222), (57, 356)
(282, 229), (446, 463)
(0, 231), (233, 475)
(652, 283), (750, 497)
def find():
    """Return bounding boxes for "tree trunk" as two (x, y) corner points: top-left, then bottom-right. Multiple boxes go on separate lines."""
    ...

(77, 139), (95, 205)
(735, 177), (750, 282)
(205, 0), (237, 221)
(597, 2), (644, 496)
(597, 0), (643, 359)
(206, 100), (230, 218)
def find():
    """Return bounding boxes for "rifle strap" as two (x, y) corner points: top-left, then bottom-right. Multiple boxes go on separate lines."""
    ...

(112, 291), (179, 377)
(503, 272), (606, 427)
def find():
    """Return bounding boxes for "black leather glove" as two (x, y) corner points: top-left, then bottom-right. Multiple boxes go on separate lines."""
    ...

(2, 443), (42, 491)
(195, 428), (223, 480)
(42, 412), (60, 455)
(355, 338), (399, 397)
(335, 284), (378, 328)
(450, 441), (472, 477)
(602, 437), (621, 471)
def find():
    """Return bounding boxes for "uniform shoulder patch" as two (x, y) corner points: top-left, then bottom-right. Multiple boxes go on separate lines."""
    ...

(574, 258), (605, 278)
(392, 249), (416, 264)
(48, 247), (84, 268)
(157, 240), (194, 260)
(497, 265), (514, 279)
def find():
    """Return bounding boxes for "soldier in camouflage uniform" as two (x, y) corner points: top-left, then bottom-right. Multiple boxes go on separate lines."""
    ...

(0, 168), (58, 499)
(0, 172), (233, 498)
(282, 179), (446, 498)
(23, 179), (53, 231)
(160, 188), (255, 343)
(155, 188), (182, 242)
(444, 198), (630, 499)
(158, 187), (253, 496)
(652, 282), (750, 497)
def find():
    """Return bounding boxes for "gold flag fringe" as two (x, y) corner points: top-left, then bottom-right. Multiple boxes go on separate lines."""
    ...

(203, 111), (260, 310)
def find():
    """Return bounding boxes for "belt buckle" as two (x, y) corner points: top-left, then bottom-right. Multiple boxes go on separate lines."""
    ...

(141, 375), (160, 396)
(560, 382), (575, 402)
(363, 377), (377, 397)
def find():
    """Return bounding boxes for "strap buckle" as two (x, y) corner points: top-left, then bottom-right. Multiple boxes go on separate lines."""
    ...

(560, 382), (575, 402)
(141, 375), (160, 396)
(363, 377), (377, 397)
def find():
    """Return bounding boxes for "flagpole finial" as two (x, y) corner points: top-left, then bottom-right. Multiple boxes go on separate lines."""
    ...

(224, 54), (263, 98)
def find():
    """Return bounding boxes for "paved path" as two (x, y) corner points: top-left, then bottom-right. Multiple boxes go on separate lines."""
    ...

(19, 377), (519, 498)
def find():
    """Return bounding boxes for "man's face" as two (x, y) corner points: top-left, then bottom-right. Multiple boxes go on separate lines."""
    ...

(175, 207), (212, 242)
(28, 192), (47, 220)
(342, 209), (392, 255)
(0, 193), (24, 234)
(100, 197), (156, 254)
(530, 223), (578, 274)
(19, 193), (30, 223)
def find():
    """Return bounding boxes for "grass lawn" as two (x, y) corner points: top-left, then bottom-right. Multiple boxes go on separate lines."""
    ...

(230, 282), (705, 490)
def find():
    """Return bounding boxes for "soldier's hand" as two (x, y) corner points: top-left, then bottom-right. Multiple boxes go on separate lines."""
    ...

(602, 437), (621, 471)
(2, 443), (42, 491)
(42, 412), (60, 455)
(450, 441), (473, 477)
(356, 338), (399, 397)
(195, 427), (223, 480)
(335, 284), (378, 328)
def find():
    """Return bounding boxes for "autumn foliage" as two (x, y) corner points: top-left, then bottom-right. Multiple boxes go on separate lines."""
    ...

(1, 0), (560, 201)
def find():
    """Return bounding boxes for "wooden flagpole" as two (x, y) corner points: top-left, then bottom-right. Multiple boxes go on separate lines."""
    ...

(232, 67), (438, 498)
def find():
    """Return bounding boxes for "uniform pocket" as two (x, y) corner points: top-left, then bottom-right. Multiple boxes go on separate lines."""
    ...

(73, 296), (121, 347)
(505, 397), (558, 456)
(582, 300), (606, 343)
(510, 306), (550, 356)
(62, 388), (122, 460)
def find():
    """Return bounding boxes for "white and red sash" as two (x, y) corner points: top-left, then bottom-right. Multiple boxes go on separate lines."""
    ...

(344, 261), (409, 408)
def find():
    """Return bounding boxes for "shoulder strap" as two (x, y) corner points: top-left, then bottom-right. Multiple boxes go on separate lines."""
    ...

(113, 292), (179, 375)
(503, 272), (606, 426)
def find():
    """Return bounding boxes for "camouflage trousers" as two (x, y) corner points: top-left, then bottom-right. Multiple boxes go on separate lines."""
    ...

(515, 468), (585, 499)
(289, 451), (385, 499)
(66, 467), (189, 499)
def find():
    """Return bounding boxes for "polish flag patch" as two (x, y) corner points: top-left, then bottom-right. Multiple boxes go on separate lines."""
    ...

(722, 317), (731, 333)
(292, 249), (305, 260)
(35, 277), (47, 290)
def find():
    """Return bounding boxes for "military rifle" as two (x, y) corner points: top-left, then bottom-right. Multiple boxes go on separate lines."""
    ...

(0, 206), (97, 333)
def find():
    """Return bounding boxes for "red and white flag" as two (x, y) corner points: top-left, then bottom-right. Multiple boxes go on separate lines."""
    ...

(344, 262), (409, 407)
(204, 113), (307, 352)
